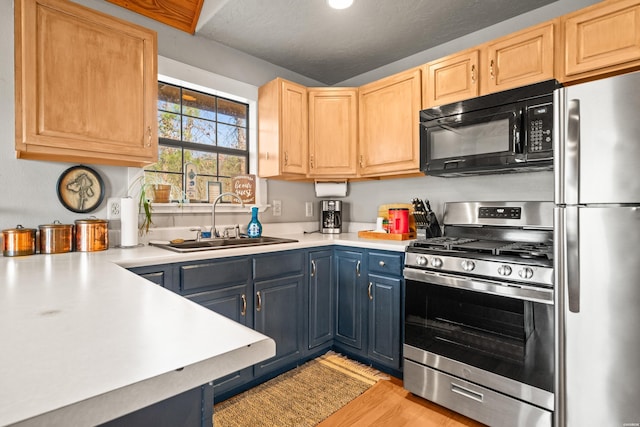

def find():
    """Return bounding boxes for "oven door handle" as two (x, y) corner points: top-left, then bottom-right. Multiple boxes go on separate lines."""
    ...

(403, 268), (553, 304)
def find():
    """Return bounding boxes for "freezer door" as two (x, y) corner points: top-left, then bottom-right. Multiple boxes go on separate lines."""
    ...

(555, 71), (640, 205)
(557, 206), (640, 426)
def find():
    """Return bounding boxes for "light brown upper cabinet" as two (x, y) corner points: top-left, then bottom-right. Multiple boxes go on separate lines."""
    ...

(481, 21), (555, 94)
(423, 21), (555, 108)
(258, 78), (308, 178)
(358, 68), (422, 177)
(423, 49), (480, 108)
(308, 88), (358, 178)
(15, 0), (158, 167)
(561, 0), (640, 83)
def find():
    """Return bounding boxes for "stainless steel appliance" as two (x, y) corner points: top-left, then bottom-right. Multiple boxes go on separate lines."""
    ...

(403, 201), (555, 427)
(320, 200), (342, 234)
(554, 71), (640, 426)
(420, 80), (559, 177)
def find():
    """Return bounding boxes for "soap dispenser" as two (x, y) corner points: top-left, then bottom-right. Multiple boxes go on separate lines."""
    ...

(247, 206), (262, 238)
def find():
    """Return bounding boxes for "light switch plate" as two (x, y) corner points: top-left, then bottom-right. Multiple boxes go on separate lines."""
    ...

(305, 201), (313, 217)
(272, 200), (282, 216)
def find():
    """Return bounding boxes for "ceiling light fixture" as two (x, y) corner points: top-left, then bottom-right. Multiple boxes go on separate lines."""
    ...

(327, 0), (353, 10)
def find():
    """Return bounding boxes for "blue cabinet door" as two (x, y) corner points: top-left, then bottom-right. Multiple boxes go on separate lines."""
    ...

(334, 249), (365, 351)
(253, 274), (305, 376)
(308, 249), (334, 350)
(128, 264), (177, 291)
(367, 273), (401, 370)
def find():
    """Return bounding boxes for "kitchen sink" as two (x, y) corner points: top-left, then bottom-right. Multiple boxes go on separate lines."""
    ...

(150, 236), (298, 253)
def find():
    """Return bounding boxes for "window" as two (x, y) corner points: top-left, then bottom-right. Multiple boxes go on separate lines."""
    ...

(145, 81), (249, 202)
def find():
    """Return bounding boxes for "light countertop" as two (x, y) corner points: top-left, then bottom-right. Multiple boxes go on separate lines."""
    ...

(0, 231), (409, 426)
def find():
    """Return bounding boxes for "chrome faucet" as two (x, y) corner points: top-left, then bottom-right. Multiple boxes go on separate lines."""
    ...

(211, 192), (245, 238)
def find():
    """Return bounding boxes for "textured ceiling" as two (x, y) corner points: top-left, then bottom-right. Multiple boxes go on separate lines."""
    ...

(195, 0), (557, 85)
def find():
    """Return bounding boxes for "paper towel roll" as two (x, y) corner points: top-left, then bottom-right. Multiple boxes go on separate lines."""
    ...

(315, 181), (347, 197)
(120, 197), (139, 247)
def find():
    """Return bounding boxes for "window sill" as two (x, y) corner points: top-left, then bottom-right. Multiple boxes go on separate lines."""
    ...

(149, 203), (269, 215)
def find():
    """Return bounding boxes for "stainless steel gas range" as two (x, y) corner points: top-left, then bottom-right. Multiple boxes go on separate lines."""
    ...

(403, 201), (554, 427)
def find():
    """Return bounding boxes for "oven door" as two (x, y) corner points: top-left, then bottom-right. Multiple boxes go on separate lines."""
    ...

(420, 104), (523, 176)
(403, 268), (554, 411)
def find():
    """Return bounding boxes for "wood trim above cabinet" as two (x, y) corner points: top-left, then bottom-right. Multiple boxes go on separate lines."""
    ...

(561, 0), (640, 83)
(14, 0), (158, 168)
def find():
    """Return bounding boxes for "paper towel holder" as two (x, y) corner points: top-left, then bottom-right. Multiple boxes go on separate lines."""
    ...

(314, 180), (348, 198)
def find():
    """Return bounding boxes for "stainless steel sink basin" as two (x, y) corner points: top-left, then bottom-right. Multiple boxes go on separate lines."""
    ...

(150, 236), (298, 253)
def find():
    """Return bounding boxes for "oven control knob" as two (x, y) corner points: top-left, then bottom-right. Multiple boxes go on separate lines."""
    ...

(461, 260), (475, 271)
(498, 265), (512, 276)
(416, 256), (428, 266)
(431, 257), (443, 268)
(519, 267), (534, 279)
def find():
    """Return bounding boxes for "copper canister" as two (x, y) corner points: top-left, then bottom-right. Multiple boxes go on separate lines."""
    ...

(39, 221), (74, 254)
(75, 218), (109, 252)
(2, 225), (37, 256)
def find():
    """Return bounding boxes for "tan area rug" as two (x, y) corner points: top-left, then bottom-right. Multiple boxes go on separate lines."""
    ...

(214, 351), (389, 427)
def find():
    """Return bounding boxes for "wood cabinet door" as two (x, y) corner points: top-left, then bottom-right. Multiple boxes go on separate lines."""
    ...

(562, 0), (640, 81)
(15, 0), (157, 167)
(358, 68), (422, 177)
(308, 88), (358, 178)
(280, 80), (308, 175)
(423, 49), (479, 108)
(483, 21), (555, 94)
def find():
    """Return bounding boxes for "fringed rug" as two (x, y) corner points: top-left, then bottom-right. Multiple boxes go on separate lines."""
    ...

(213, 351), (388, 427)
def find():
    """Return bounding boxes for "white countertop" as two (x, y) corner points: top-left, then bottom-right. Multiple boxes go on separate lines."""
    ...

(0, 231), (409, 426)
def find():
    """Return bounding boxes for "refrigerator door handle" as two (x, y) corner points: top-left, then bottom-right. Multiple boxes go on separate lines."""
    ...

(566, 206), (580, 313)
(565, 99), (580, 206)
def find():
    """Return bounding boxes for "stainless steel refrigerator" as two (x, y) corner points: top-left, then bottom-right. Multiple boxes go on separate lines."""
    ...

(554, 71), (640, 426)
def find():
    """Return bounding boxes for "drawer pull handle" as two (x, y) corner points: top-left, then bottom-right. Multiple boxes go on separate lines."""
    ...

(311, 260), (316, 277)
(368, 282), (373, 300)
(378, 260), (385, 267)
(451, 383), (484, 403)
(256, 291), (262, 312)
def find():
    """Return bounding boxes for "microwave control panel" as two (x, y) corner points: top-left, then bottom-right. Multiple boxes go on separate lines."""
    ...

(527, 102), (553, 154)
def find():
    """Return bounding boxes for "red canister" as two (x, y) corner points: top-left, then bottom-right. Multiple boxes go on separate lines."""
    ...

(388, 208), (409, 234)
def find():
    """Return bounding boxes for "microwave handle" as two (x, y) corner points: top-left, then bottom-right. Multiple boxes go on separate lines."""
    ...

(443, 159), (465, 165)
(514, 108), (523, 155)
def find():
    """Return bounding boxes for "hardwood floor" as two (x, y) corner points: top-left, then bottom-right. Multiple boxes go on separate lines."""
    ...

(317, 377), (486, 427)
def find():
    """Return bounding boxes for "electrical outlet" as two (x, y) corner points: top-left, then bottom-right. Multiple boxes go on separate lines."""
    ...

(272, 200), (282, 216)
(107, 198), (121, 220)
(305, 201), (313, 217)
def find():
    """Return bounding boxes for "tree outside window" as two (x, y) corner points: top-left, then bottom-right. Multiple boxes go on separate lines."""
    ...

(145, 82), (249, 202)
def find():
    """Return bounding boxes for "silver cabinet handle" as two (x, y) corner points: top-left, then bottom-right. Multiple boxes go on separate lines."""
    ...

(256, 291), (262, 312)
(451, 383), (484, 403)
(146, 126), (152, 147)
(378, 260), (385, 267)
(489, 59), (495, 80)
(311, 260), (316, 277)
(471, 64), (476, 83)
(356, 260), (361, 277)
(241, 294), (247, 317)
(368, 282), (373, 300)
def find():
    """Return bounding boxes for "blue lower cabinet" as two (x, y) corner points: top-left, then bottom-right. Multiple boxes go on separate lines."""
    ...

(127, 264), (177, 291)
(308, 250), (334, 350)
(334, 249), (366, 352)
(99, 383), (214, 427)
(367, 273), (402, 370)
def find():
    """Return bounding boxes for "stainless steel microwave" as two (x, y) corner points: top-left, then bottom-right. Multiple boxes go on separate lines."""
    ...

(420, 80), (560, 177)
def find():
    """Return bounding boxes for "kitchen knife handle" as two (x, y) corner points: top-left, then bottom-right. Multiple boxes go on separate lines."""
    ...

(241, 294), (247, 316)
(256, 291), (262, 312)
(310, 260), (316, 277)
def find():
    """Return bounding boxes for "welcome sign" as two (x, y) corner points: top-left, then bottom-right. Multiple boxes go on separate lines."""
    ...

(232, 174), (256, 204)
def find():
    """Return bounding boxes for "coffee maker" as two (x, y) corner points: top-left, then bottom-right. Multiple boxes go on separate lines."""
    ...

(320, 200), (342, 234)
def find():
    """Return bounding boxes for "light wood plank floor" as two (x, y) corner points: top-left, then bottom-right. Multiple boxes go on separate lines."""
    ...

(317, 377), (486, 427)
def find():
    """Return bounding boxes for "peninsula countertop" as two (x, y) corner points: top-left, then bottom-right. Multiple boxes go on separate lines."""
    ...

(0, 231), (410, 426)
